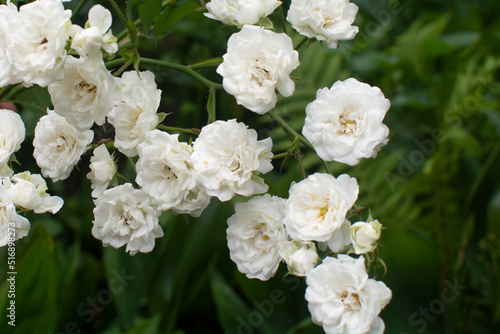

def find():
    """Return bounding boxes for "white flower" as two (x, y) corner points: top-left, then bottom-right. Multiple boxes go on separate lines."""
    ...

(48, 56), (117, 131)
(0, 2), (18, 87)
(302, 78), (390, 166)
(216, 25), (299, 114)
(284, 173), (358, 242)
(87, 144), (117, 198)
(170, 184), (212, 218)
(136, 130), (198, 211)
(192, 119), (273, 201)
(351, 220), (382, 255)
(108, 70), (161, 157)
(205, 0), (281, 27)
(278, 241), (319, 277)
(287, 0), (359, 48)
(9, 0), (72, 87)
(6, 171), (63, 214)
(0, 184), (30, 247)
(70, 4), (118, 71)
(227, 194), (287, 280)
(0, 109), (26, 177)
(306, 255), (392, 334)
(325, 218), (352, 253)
(33, 109), (94, 182)
(91, 183), (163, 255)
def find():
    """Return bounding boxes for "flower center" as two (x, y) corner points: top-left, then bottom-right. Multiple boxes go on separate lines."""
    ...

(77, 80), (97, 97)
(340, 290), (361, 311)
(337, 111), (363, 136)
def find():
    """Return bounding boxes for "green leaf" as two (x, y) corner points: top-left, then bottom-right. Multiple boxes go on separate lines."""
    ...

(207, 88), (216, 123)
(0, 225), (58, 333)
(153, 1), (200, 36)
(258, 17), (274, 29)
(124, 314), (161, 334)
(139, 0), (163, 33)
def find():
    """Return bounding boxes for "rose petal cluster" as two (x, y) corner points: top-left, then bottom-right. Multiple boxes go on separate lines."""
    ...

(48, 56), (117, 131)
(287, 0), (359, 48)
(284, 173), (359, 242)
(306, 255), (392, 334)
(192, 119), (273, 201)
(0, 109), (26, 177)
(351, 220), (382, 254)
(33, 110), (94, 182)
(303, 78), (390, 166)
(91, 183), (164, 255)
(4, 0), (72, 87)
(278, 241), (319, 277)
(226, 194), (287, 280)
(205, 0), (281, 27)
(0, 183), (30, 247)
(87, 144), (117, 198)
(217, 25), (299, 114)
(108, 70), (161, 157)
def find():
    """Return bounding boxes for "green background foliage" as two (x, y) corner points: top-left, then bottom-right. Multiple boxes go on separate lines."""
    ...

(1, 0), (499, 333)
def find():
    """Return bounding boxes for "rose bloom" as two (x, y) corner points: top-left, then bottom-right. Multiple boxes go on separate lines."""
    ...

(48, 56), (117, 131)
(86, 144), (117, 198)
(91, 183), (163, 255)
(350, 220), (382, 255)
(9, 0), (72, 87)
(302, 78), (390, 166)
(33, 109), (94, 182)
(325, 218), (352, 253)
(136, 130), (198, 211)
(6, 171), (63, 214)
(306, 255), (392, 334)
(278, 241), (319, 277)
(108, 70), (161, 157)
(170, 183), (212, 218)
(227, 194), (287, 280)
(287, 0), (359, 48)
(284, 173), (358, 242)
(0, 184), (30, 247)
(217, 25), (299, 114)
(205, 0), (281, 27)
(191, 119), (273, 201)
(70, 4), (118, 72)
(0, 109), (26, 177)
(0, 2), (18, 87)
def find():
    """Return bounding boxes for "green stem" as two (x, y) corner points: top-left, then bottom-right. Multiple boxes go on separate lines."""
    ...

(267, 109), (332, 174)
(141, 57), (223, 89)
(107, 0), (129, 28)
(0, 84), (23, 100)
(116, 172), (131, 184)
(272, 151), (293, 160)
(295, 37), (309, 51)
(189, 58), (223, 70)
(70, 0), (89, 21)
(157, 124), (201, 135)
(112, 57), (134, 77)
(279, 6), (288, 35)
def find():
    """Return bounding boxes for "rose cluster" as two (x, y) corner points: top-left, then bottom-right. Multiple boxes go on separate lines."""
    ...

(1, 0), (393, 332)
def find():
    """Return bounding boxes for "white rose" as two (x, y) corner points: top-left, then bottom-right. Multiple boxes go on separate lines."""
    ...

(205, 0), (281, 27)
(7, 171), (63, 214)
(91, 183), (164, 255)
(170, 184), (212, 218)
(325, 218), (352, 253)
(108, 70), (161, 157)
(136, 130), (198, 211)
(302, 78), (390, 166)
(0, 3), (18, 87)
(351, 220), (382, 254)
(278, 241), (319, 277)
(306, 255), (392, 334)
(9, 0), (72, 87)
(0, 109), (26, 177)
(86, 144), (117, 198)
(287, 0), (359, 48)
(70, 4), (118, 72)
(0, 184), (30, 247)
(216, 25), (299, 114)
(33, 109), (94, 182)
(48, 56), (117, 131)
(227, 194), (287, 280)
(284, 173), (358, 242)
(191, 119), (273, 202)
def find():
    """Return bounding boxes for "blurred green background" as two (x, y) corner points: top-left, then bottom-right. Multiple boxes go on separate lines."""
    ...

(1, 0), (500, 333)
